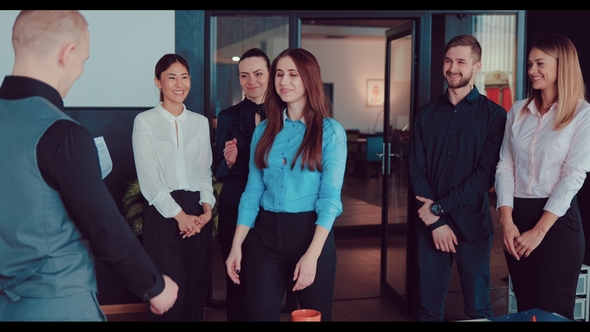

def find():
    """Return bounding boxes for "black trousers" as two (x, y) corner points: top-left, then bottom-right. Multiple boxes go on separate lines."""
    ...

(142, 190), (211, 321)
(241, 209), (337, 321)
(217, 199), (247, 321)
(416, 232), (493, 321)
(506, 197), (584, 319)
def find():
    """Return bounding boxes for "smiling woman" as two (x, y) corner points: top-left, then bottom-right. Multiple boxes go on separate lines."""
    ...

(224, 48), (347, 321)
(131, 53), (215, 321)
(155, 61), (191, 114)
(213, 48), (271, 321)
(495, 34), (590, 320)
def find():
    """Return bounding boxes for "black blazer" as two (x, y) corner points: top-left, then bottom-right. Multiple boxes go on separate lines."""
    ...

(213, 98), (265, 207)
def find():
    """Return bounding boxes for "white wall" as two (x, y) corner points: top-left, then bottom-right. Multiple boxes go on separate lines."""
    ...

(302, 37), (386, 133)
(0, 10), (175, 107)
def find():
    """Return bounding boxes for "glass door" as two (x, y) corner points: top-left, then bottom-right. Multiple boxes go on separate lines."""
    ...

(380, 21), (415, 316)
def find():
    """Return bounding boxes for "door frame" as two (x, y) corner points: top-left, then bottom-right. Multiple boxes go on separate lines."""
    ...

(379, 21), (418, 318)
(203, 10), (526, 318)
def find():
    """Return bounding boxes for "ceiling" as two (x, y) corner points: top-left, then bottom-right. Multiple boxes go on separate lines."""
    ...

(301, 19), (410, 41)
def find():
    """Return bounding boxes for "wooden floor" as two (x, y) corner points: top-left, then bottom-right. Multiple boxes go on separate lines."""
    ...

(106, 173), (510, 322)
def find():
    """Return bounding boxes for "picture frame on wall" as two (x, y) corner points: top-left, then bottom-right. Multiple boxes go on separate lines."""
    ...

(366, 79), (384, 107)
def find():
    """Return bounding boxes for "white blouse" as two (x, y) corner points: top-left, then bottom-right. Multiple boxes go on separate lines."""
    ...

(495, 98), (590, 217)
(132, 103), (215, 218)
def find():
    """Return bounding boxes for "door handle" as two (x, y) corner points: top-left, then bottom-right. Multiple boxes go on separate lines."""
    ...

(386, 143), (400, 175)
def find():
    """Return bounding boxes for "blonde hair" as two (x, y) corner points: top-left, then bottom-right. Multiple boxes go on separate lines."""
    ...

(12, 10), (88, 57)
(524, 34), (586, 129)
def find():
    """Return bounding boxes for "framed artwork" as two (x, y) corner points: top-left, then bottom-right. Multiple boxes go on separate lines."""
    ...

(366, 79), (384, 107)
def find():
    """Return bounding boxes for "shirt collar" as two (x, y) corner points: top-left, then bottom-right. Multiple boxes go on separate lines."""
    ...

(464, 85), (481, 104)
(445, 85), (481, 106)
(282, 108), (306, 126)
(155, 102), (188, 122)
(526, 99), (556, 116)
(0, 75), (64, 110)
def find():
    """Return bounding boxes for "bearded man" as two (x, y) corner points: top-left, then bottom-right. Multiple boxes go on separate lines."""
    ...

(409, 34), (507, 321)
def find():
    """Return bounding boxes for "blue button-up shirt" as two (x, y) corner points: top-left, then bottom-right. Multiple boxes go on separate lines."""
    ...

(237, 110), (348, 231)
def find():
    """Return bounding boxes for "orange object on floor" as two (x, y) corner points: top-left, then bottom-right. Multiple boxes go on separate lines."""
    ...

(291, 309), (321, 322)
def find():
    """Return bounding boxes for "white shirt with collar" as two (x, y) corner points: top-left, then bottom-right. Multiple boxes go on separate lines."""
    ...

(132, 102), (215, 218)
(495, 98), (590, 217)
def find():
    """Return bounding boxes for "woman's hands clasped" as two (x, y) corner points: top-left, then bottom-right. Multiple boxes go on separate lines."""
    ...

(174, 209), (211, 239)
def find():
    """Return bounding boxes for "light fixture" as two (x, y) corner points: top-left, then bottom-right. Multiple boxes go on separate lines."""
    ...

(232, 56), (240, 62)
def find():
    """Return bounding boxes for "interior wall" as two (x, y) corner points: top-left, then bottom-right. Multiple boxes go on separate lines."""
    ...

(0, 10), (175, 107)
(302, 37), (387, 133)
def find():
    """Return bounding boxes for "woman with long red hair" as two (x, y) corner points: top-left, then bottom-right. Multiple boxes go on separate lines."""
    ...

(225, 48), (347, 321)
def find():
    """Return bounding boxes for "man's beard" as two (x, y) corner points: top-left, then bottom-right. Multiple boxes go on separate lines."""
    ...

(445, 70), (472, 89)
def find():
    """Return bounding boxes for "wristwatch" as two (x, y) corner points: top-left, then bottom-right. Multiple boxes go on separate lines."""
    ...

(430, 201), (444, 216)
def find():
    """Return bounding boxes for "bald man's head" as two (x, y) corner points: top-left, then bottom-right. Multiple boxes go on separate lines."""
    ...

(11, 10), (90, 98)
(12, 10), (88, 59)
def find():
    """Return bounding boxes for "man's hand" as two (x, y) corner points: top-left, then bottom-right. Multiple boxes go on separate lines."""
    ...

(416, 196), (440, 226)
(431, 225), (458, 253)
(149, 274), (178, 315)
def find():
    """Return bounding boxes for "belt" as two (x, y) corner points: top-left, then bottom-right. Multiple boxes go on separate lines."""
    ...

(0, 256), (49, 302)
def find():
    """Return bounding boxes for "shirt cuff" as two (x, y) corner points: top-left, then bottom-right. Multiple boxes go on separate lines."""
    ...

(495, 194), (514, 211)
(237, 208), (258, 228)
(140, 273), (165, 302)
(315, 213), (335, 231)
(544, 198), (569, 218)
(428, 218), (447, 232)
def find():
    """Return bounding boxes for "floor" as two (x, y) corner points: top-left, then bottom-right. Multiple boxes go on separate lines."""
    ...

(106, 171), (510, 322)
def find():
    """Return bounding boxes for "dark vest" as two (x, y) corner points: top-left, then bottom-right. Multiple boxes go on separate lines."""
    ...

(0, 97), (97, 302)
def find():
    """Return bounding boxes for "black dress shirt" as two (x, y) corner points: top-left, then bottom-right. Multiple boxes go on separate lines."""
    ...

(213, 97), (266, 207)
(409, 86), (507, 242)
(0, 76), (164, 301)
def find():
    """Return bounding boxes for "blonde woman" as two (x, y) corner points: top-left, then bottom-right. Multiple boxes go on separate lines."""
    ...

(495, 34), (590, 319)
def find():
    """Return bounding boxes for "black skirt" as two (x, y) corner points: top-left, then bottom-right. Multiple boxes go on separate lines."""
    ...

(506, 196), (584, 319)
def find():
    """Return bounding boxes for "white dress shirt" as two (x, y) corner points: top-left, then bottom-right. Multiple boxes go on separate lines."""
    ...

(132, 103), (215, 218)
(495, 98), (590, 217)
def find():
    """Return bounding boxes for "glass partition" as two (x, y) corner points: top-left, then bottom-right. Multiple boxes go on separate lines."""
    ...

(211, 16), (289, 120)
(472, 14), (517, 112)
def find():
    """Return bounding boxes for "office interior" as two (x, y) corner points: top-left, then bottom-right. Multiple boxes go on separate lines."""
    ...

(3, 10), (590, 321)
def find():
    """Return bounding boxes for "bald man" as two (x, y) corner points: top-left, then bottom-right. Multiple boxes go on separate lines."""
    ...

(0, 10), (178, 321)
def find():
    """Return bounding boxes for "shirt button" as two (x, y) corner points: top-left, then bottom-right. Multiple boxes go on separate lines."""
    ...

(450, 130), (453, 133)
